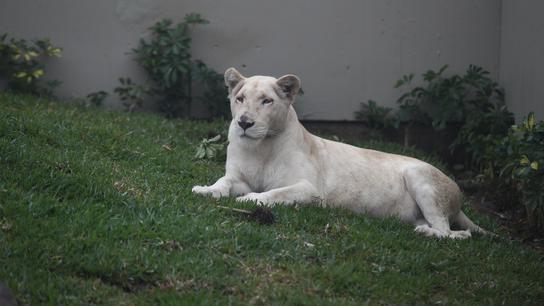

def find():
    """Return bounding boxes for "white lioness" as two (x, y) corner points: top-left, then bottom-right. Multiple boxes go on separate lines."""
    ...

(193, 68), (487, 239)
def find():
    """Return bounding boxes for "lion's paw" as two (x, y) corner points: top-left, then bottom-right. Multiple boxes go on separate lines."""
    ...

(191, 185), (226, 199)
(236, 193), (275, 207)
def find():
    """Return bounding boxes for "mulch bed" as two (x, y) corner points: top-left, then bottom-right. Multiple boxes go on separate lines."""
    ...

(466, 190), (544, 252)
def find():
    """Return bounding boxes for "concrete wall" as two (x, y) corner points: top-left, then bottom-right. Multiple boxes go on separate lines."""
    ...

(0, 0), (503, 120)
(499, 0), (544, 121)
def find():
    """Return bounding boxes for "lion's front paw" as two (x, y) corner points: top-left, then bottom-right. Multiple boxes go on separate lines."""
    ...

(236, 193), (275, 207)
(191, 185), (227, 199)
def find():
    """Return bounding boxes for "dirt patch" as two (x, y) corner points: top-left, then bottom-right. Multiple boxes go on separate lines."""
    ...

(68, 269), (157, 293)
(466, 191), (544, 252)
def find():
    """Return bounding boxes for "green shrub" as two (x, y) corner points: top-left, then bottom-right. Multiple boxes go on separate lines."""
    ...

(114, 77), (151, 112)
(453, 101), (514, 170)
(394, 65), (460, 129)
(450, 67), (514, 169)
(85, 90), (109, 107)
(354, 100), (394, 129)
(125, 14), (229, 118)
(194, 60), (230, 119)
(495, 113), (544, 231)
(394, 65), (510, 130)
(0, 33), (62, 95)
(358, 65), (514, 168)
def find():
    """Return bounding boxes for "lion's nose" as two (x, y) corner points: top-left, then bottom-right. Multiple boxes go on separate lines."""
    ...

(238, 116), (255, 131)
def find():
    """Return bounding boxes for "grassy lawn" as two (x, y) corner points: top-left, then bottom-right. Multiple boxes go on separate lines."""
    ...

(1, 92), (543, 305)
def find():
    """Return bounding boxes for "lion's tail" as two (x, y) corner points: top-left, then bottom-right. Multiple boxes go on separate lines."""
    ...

(453, 211), (495, 237)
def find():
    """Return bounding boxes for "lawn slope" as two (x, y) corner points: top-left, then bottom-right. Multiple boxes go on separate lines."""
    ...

(0, 93), (543, 305)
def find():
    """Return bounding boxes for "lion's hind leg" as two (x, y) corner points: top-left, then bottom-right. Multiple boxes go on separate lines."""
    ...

(414, 222), (471, 239)
(404, 167), (471, 239)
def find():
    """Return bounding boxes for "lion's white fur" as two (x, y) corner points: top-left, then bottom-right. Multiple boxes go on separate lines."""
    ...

(192, 68), (487, 239)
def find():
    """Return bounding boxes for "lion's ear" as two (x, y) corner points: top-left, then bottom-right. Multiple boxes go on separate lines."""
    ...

(224, 68), (245, 93)
(276, 74), (301, 99)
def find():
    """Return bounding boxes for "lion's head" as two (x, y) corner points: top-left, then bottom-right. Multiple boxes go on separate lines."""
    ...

(224, 68), (301, 141)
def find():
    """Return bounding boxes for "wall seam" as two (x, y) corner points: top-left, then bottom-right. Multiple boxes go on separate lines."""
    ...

(497, 0), (504, 83)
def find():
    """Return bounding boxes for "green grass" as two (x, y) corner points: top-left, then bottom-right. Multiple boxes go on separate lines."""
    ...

(0, 92), (543, 305)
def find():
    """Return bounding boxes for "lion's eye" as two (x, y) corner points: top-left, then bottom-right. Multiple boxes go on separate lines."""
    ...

(236, 96), (244, 103)
(262, 98), (273, 105)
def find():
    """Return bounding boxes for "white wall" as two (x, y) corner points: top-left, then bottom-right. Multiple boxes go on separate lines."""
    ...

(499, 0), (544, 121)
(0, 0), (503, 120)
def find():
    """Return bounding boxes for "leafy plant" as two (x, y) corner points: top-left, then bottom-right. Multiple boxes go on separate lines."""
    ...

(194, 60), (229, 118)
(451, 66), (513, 167)
(194, 134), (226, 160)
(0, 33), (62, 95)
(354, 100), (394, 129)
(383, 65), (514, 167)
(396, 65), (466, 129)
(131, 14), (227, 118)
(85, 90), (109, 106)
(453, 101), (514, 170)
(114, 77), (151, 112)
(495, 113), (544, 231)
